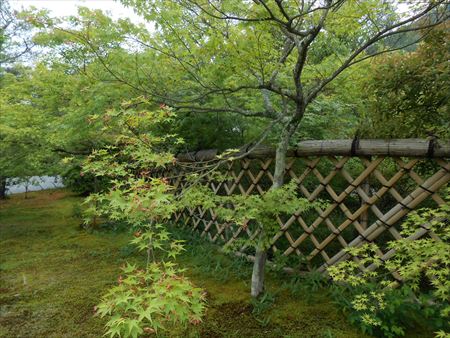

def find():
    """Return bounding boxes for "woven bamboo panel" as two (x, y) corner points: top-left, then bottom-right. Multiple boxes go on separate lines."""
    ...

(172, 151), (449, 272)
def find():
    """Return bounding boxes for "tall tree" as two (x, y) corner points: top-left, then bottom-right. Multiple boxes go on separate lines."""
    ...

(32, 0), (449, 296)
(0, 0), (38, 198)
(118, 0), (449, 297)
(0, 67), (58, 198)
(0, 0), (34, 67)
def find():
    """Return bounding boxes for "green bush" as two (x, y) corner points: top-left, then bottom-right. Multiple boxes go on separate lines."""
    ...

(328, 190), (450, 337)
(62, 165), (109, 196)
(97, 262), (206, 337)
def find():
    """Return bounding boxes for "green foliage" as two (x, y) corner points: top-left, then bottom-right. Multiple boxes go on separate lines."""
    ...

(330, 283), (424, 338)
(171, 226), (252, 283)
(183, 180), (322, 251)
(71, 201), (84, 220)
(251, 291), (276, 326)
(4, 1), (448, 199)
(360, 27), (450, 139)
(282, 271), (328, 302)
(61, 164), (109, 196)
(0, 0), (36, 66)
(81, 100), (180, 225)
(328, 189), (450, 337)
(79, 102), (207, 336)
(97, 261), (206, 338)
(0, 67), (60, 182)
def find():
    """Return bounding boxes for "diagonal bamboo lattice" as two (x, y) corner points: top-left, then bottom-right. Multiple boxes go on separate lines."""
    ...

(171, 139), (450, 272)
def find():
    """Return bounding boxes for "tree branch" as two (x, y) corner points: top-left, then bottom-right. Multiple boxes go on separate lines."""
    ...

(306, 1), (449, 103)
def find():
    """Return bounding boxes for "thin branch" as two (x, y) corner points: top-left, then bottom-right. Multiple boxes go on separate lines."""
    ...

(347, 30), (431, 68)
(171, 105), (276, 119)
(306, 2), (449, 103)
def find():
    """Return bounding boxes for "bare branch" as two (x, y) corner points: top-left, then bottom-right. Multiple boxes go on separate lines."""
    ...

(184, 0), (277, 23)
(171, 104), (277, 119)
(292, 0), (332, 109)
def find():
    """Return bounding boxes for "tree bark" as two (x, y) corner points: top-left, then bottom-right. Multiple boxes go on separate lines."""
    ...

(251, 249), (267, 297)
(0, 177), (7, 199)
(250, 122), (294, 297)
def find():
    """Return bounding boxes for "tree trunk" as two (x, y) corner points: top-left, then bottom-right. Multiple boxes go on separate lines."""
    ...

(0, 177), (7, 199)
(250, 123), (293, 297)
(251, 249), (267, 297)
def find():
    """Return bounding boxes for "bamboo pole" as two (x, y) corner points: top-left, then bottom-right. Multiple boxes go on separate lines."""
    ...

(360, 174), (370, 230)
(293, 139), (450, 157)
(176, 139), (450, 162)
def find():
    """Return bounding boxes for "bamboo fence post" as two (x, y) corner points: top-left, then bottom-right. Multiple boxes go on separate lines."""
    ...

(359, 157), (371, 230)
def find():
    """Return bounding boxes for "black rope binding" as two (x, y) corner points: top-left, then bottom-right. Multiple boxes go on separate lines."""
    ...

(351, 134), (360, 157)
(427, 137), (436, 158)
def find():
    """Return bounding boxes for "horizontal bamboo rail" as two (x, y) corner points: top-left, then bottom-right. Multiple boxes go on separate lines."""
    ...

(176, 138), (450, 162)
(172, 139), (449, 274)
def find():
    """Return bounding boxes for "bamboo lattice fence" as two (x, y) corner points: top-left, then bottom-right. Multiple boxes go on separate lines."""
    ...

(170, 139), (450, 272)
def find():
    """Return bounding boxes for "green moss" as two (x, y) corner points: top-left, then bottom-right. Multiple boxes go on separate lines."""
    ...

(1, 190), (370, 337)
(0, 190), (129, 337)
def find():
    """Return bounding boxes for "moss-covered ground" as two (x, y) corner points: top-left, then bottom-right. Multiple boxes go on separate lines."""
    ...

(0, 189), (413, 337)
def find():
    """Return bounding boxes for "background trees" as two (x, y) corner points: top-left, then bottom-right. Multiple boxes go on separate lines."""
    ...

(360, 26), (449, 139)
(1, 1), (37, 197)
(0, 0), (34, 67)
(0, 68), (49, 198)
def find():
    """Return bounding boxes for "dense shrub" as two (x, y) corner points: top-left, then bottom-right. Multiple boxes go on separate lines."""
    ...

(62, 165), (109, 196)
(328, 190), (450, 337)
